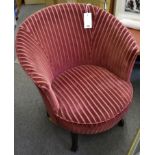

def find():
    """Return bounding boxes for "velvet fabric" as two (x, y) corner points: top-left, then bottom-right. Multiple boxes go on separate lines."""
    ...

(16, 3), (139, 134)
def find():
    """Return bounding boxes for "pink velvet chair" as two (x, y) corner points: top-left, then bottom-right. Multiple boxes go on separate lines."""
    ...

(16, 3), (139, 151)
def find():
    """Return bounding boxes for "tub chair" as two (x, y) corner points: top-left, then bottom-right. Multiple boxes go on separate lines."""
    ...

(16, 3), (139, 152)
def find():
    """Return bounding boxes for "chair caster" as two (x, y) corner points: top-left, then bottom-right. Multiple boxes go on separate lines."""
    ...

(70, 132), (78, 152)
(118, 119), (124, 127)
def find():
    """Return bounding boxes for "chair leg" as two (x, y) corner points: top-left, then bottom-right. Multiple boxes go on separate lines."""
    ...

(118, 119), (124, 127)
(47, 112), (50, 118)
(70, 132), (78, 152)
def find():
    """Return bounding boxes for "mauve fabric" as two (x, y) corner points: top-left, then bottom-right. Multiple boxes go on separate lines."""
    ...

(16, 3), (139, 134)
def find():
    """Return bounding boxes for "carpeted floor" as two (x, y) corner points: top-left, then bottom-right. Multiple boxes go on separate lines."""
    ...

(14, 4), (140, 155)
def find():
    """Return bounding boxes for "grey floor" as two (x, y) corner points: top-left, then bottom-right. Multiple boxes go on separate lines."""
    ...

(15, 4), (140, 155)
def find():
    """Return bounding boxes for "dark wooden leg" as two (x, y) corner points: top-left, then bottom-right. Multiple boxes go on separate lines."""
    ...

(47, 112), (50, 118)
(70, 132), (78, 152)
(118, 119), (124, 127)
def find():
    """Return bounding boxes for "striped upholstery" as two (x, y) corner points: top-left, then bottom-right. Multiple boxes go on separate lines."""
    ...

(16, 3), (139, 134)
(52, 65), (132, 134)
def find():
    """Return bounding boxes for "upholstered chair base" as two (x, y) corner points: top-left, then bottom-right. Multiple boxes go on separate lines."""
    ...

(47, 111), (124, 152)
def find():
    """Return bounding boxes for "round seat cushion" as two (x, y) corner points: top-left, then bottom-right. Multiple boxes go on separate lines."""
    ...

(52, 65), (133, 134)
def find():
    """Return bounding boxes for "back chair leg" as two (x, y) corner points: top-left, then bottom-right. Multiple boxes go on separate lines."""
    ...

(47, 112), (50, 118)
(70, 132), (78, 152)
(118, 119), (124, 127)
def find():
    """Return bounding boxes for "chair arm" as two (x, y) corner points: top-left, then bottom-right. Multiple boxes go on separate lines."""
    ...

(95, 18), (139, 81)
(107, 27), (140, 82)
(16, 26), (59, 113)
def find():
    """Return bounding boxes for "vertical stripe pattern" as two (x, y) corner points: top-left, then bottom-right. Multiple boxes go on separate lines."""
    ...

(16, 4), (139, 134)
(91, 9), (139, 81)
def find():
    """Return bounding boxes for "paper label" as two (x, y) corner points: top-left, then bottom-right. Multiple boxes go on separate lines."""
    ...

(84, 13), (92, 29)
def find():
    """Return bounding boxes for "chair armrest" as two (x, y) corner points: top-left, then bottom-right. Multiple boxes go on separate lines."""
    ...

(16, 26), (59, 113)
(93, 13), (139, 82)
(107, 26), (140, 81)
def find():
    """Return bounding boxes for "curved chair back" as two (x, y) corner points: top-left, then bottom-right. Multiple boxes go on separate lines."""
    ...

(16, 3), (139, 81)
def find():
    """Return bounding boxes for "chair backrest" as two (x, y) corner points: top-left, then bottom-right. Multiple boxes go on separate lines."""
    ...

(18, 4), (98, 76)
(17, 3), (138, 80)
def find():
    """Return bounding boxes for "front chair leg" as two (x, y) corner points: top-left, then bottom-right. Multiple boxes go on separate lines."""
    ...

(70, 132), (78, 152)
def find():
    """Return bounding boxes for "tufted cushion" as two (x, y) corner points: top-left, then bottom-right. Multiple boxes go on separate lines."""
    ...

(52, 65), (133, 134)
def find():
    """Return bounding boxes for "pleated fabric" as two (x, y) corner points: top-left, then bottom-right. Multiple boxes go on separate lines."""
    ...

(16, 3), (139, 134)
(91, 9), (139, 81)
(52, 65), (132, 134)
